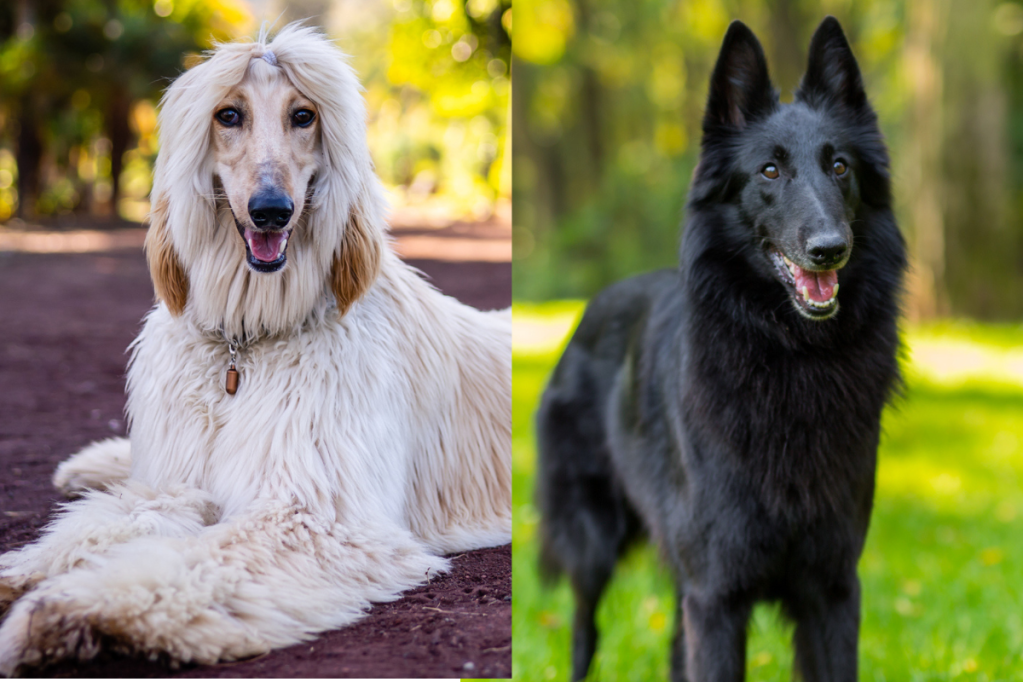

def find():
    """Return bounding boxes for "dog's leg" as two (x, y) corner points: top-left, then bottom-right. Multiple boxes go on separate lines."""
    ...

(0, 483), (215, 617)
(537, 354), (636, 681)
(52, 437), (132, 498)
(0, 505), (444, 675)
(791, 577), (860, 682)
(670, 591), (688, 681)
(537, 456), (626, 681)
(568, 563), (612, 682)
(558, 486), (638, 682)
(680, 591), (751, 682)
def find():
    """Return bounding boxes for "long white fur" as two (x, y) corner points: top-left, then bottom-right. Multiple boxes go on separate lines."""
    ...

(0, 24), (510, 674)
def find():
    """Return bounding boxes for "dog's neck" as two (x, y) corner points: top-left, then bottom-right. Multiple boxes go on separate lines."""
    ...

(194, 293), (339, 345)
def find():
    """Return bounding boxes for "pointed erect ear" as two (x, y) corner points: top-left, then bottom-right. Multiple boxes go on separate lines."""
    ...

(145, 196), (189, 316)
(798, 16), (868, 110)
(330, 194), (382, 317)
(704, 21), (776, 132)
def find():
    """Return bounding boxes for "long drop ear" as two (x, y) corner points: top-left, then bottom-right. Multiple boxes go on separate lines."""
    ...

(703, 21), (776, 134)
(797, 16), (868, 111)
(144, 196), (189, 316)
(330, 193), (382, 317)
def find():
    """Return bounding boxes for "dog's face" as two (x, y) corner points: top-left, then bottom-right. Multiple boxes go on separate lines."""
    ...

(210, 61), (322, 273)
(146, 27), (385, 334)
(699, 17), (879, 321)
(736, 105), (857, 320)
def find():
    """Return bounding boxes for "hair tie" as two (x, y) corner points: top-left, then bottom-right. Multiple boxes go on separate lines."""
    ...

(262, 50), (278, 67)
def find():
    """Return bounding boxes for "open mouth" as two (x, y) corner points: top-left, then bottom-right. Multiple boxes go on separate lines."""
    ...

(237, 225), (291, 273)
(768, 248), (840, 320)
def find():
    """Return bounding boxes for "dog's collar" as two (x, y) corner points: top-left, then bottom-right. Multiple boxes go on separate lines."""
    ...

(200, 291), (335, 395)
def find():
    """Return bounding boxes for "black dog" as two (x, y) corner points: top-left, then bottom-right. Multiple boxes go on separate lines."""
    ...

(536, 17), (905, 681)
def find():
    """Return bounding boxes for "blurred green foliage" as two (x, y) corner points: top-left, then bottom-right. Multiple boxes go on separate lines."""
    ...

(0, 0), (509, 224)
(513, 0), (1023, 319)
(356, 0), (511, 215)
(0, 0), (252, 221)
(512, 303), (1023, 679)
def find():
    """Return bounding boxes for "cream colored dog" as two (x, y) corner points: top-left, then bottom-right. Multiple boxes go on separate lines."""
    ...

(0, 24), (510, 674)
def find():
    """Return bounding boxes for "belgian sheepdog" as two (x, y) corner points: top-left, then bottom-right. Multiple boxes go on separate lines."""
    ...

(536, 17), (905, 681)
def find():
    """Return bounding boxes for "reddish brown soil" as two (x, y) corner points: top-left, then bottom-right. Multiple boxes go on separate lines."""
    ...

(0, 228), (510, 678)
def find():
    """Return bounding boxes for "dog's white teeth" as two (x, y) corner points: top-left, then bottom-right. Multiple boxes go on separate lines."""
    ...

(804, 295), (837, 309)
(801, 286), (810, 301)
(833, 283), (839, 297)
(277, 235), (288, 256)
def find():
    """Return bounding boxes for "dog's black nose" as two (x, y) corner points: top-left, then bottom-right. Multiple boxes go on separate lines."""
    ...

(248, 191), (294, 229)
(806, 234), (849, 267)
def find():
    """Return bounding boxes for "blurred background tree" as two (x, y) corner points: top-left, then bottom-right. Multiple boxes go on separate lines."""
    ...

(0, 0), (250, 221)
(330, 0), (512, 218)
(0, 0), (510, 225)
(513, 0), (1023, 321)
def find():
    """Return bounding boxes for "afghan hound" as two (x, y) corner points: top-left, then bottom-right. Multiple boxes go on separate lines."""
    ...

(0, 24), (510, 674)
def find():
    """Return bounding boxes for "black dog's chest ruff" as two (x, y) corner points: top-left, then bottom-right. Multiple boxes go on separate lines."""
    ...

(536, 16), (904, 682)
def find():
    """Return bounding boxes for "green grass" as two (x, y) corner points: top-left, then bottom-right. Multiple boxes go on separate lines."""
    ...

(512, 303), (1023, 681)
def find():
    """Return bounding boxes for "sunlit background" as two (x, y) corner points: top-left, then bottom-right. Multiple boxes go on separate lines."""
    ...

(512, 0), (1023, 679)
(0, 0), (511, 226)
(513, 0), (1023, 322)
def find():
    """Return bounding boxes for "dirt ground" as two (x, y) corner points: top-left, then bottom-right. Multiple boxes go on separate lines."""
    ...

(0, 218), (510, 679)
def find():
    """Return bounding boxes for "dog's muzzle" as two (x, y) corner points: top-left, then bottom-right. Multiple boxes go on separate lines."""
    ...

(239, 190), (295, 273)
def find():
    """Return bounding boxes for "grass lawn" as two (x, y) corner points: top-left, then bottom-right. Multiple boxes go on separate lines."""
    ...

(512, 302), (1023, 681)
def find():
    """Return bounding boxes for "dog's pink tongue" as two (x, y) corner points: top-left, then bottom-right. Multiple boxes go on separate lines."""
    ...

(245, 229), (286, 262)
(792, 264), (838, 302)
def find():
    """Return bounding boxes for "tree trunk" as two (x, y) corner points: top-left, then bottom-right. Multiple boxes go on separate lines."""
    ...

(902, 0), (949, 319)
(15, 98), (42, 220)
(766, 0), (810, 96)
(107, 88), (133, 214)
(570, 0), (603, 194)
(940, 0), (1021, 318)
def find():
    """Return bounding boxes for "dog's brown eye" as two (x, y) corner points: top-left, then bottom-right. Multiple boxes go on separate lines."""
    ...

(833, 159), (847, 176)
(216, 108), (241, 127)
(293, 109), (316, 128)
(762, 164), (779, 180)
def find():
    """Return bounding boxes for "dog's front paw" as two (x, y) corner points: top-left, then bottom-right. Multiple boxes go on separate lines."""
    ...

(0, 594), (47, 677)
(0, 592), (101, 677)
(0, 574), (43, 619)
(0, 605), (29, 677)
(53, 438), (132, 499)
